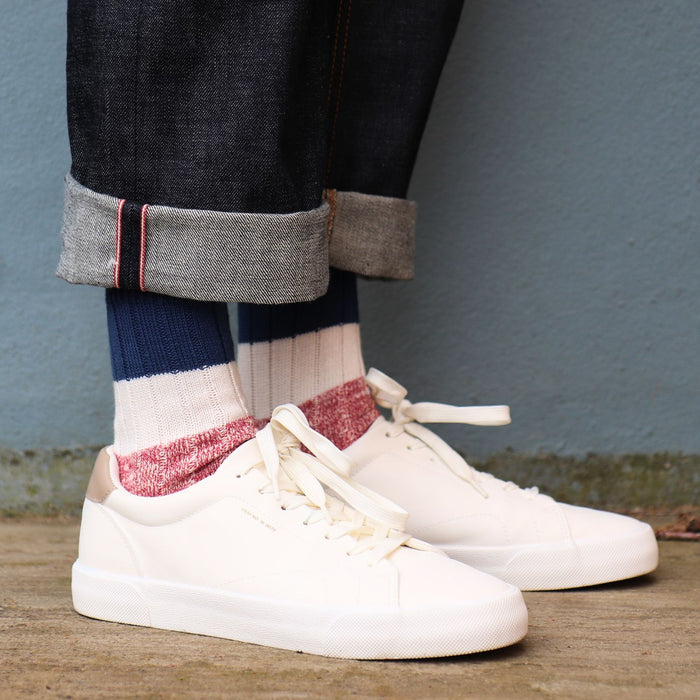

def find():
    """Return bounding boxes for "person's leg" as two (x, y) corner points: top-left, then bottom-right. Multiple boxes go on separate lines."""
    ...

(63, 0), (333, 492)
(63, 0), (527, 657)
(237, 0), (465, 442)
(238, 0), (658, 591)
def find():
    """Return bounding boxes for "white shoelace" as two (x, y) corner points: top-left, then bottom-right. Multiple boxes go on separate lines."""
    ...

(251, 404), (436, 563)
(366, 368), (539, 500)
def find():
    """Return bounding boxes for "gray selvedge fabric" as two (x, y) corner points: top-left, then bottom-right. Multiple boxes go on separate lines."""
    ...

(57, 175), (416, 303)
(328, 191), (415, 280)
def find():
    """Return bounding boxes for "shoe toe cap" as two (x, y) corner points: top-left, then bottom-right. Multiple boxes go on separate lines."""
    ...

(560, 503), (653, 543)
(390, 547), (518, 608)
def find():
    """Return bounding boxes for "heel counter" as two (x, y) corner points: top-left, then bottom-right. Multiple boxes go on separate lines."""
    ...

(86, 447), (117, 503)
(78, 449), (139, 576)
(78, 499), (140, 576)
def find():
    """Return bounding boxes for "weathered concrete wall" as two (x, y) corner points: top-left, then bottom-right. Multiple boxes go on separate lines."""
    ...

(2, 1), (700, 468)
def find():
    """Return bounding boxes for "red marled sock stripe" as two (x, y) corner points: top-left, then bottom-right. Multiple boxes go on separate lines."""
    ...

(117, 416), (256, 497)
(299, 377), (379, 450)
(254, 379), (379, 448)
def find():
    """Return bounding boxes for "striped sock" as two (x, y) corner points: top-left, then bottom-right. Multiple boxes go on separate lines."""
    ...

(237, 269), (378, 449)
(107, 289), (255, 496)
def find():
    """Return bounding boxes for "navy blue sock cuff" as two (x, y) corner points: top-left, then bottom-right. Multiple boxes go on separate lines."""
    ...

(106, 289), (235, 381)
(237, 268), (358, 343)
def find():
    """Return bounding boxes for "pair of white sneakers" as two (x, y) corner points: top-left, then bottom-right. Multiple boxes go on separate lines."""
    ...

(72, 370), (658, 659)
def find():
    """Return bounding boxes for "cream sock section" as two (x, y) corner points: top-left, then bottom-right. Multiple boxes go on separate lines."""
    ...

(114, 361), (251, 455)
(237, 323), (366, 421)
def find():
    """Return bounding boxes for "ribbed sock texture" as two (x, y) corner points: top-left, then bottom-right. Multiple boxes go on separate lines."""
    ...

(237, 268), (378, 449)
(107, 289), (255, 496)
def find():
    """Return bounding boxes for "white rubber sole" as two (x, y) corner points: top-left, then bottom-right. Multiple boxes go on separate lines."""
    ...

(443, 522), (659, 591)
(72, 560), (528, 659)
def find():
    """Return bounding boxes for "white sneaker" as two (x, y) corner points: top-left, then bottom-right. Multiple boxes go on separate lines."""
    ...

(72, 404), (527, 659)
(345, 370), (659, 591)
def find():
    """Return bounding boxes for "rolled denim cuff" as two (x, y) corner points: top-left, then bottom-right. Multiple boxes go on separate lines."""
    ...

(57, 175), (416, 303)
(326, 190), (416, 280)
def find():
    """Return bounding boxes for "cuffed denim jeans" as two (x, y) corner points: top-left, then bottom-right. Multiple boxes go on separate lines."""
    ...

(58, 0), (464, 303)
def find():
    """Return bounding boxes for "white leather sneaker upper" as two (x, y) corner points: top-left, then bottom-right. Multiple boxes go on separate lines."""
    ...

(347, 415), (573, 548)
(74, 404), (527, 657)
(345, 370), (659, 590)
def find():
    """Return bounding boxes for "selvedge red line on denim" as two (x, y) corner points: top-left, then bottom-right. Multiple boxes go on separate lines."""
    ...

(114, 199), (126, 288)
(114, 198), (150, 291)
(139, 204), (149, 292)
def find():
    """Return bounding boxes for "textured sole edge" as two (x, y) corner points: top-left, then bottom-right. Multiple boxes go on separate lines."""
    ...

(443, 523), (659, 591)
(71, 560), (528, 659)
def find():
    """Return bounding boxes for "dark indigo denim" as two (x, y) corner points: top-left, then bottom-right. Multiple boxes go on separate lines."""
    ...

(325, 1), (464, 199)
(67, 1), (464, 214)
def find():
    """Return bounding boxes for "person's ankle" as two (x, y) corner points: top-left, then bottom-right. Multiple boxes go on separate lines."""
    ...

(116, 415), (256, 496)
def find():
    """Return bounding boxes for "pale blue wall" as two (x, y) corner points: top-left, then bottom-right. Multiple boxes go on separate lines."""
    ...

(2, 1), (700, 457)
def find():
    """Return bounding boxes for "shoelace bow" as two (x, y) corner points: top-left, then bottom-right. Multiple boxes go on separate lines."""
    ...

(254, 404), (436, 562)
(366, 368), (539, 499)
